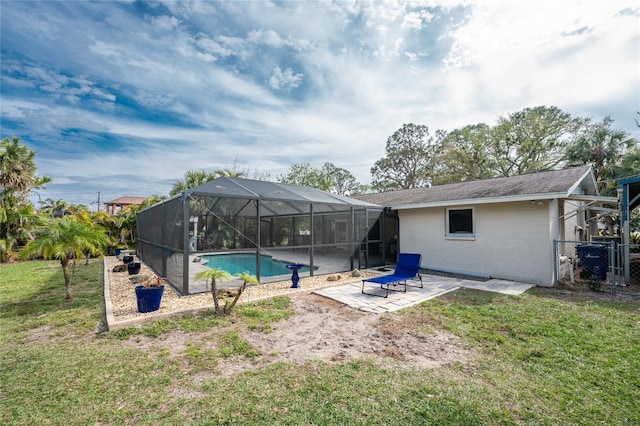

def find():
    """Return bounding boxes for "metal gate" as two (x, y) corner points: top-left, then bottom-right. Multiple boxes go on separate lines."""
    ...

(553, 240), (615, 293)
(613, 244), (640, 296)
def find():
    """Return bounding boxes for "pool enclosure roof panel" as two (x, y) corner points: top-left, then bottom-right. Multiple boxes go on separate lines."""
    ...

(186, 177), (380, 207)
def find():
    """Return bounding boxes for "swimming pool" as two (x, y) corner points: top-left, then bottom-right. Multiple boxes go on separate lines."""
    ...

(200, 253), (311, 277)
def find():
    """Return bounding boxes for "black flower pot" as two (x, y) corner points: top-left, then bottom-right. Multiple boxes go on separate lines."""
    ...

(127, 262), (141, 275)
(122, 255), (134, 264)
(135, 285), (164, 313)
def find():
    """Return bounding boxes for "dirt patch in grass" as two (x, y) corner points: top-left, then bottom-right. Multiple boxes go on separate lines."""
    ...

(27, 325), (58, 343)
(238, 294), (469, 372)
(118, 292), (471, 377)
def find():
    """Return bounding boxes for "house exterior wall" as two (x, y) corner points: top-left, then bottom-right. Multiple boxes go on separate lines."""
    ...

(398, 201), (556, 285)
(105, 202), (140, 215)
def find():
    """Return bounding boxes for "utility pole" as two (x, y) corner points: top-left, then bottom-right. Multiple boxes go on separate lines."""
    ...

(97, 191), (101, 212)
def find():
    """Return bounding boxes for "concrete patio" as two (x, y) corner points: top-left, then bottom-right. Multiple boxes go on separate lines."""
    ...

(314, 275), (535, 314)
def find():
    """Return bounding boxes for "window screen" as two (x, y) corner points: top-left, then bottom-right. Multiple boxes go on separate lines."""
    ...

(447, 208), (474, 235)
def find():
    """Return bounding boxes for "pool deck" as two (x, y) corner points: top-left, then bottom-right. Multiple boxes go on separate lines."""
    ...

(187, 250), (355, 294)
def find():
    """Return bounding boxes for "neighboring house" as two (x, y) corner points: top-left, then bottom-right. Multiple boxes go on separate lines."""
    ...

(104, 196), (147, 215)
(358, 166), (617, 286)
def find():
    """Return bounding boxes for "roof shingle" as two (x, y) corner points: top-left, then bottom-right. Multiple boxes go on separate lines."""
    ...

(104, 196), (148, 205)
(356, 166), (593, 207)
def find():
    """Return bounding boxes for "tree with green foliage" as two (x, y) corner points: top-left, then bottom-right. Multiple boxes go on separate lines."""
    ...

(1, 137), (51, 260)
(19, 215), (108, 301)
(227, 271), (259, 313)
(370, 123), (444, 191)
(278, 163), (330, 190)
(39, 198), (70, 215)
(278, 162), (362, 195)
(321, 163), (362, 195)
(90, 210), (120, 252)
(0, 202), (39, 260)
(436, 123), (496, 184)
(565, 116), (636, 195)
(37, 198), (91, 217)
(169, 170), (221, 196)
(114, 207), (139, 248)
(194, 268), (232, 315)
(617, 147), (640, 180)
(169, 166), (253, 197)
(490, 106), (584, 177)
(0, 136), (49, 192)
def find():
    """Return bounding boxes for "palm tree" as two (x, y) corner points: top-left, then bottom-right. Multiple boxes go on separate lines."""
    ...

(19, 216), (108, 301)
(91, 211), (119, 251)
(73, 210), (112, 264)
(1, 137), (51, 260)
(616, 147), (640, 179)
(1, 136), (38, 192)
(0, 201), (38, 261)
(169, 168), (247, 196)
(114, 208), (137, 248)
(194, 268), (232, 315)
(214, 167), (245, 178)
(169, 170), (220, 196)
(565, 117), (635, 195)
(227, 272), (259, 313)
(39, 198), (70, 216)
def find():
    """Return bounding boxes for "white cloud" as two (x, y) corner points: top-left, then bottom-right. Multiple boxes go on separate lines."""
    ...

(268, 67), (304, 90)
(248, 29), (286, 47)
(195, 34), (235, 58)
(402, 10), (435, 29)
(148, 14), (180, 31)
(437, 0), (639, 121)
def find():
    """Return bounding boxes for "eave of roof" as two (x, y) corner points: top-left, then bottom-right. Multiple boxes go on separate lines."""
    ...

(566, 194), (618, 204)
(389, 191), (571, 210)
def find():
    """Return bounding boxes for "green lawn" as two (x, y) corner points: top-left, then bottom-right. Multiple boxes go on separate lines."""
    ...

(1, 260), (639, 425)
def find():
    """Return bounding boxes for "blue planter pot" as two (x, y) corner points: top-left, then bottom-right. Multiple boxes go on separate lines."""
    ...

(122, 255), (134, 264)
(135, 285), (164, 313)
(127, 262), (141, 275)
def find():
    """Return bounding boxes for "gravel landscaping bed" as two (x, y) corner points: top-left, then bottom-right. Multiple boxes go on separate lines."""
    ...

(105, 256), (378, 328)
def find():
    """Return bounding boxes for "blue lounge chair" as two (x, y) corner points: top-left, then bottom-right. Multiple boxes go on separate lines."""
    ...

(361, 253), (423, 298)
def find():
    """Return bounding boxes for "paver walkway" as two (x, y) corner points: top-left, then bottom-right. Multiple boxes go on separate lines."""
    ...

(314, 276), (535, 313)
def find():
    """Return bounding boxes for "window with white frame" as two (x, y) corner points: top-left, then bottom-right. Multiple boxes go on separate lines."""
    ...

(446, 207), (474, 237)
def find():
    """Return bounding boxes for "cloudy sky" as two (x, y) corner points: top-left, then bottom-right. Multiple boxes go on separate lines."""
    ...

(1, 0), (639, 209)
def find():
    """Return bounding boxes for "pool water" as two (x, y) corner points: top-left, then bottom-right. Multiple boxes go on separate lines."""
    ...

(200, 253), (310, 277)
